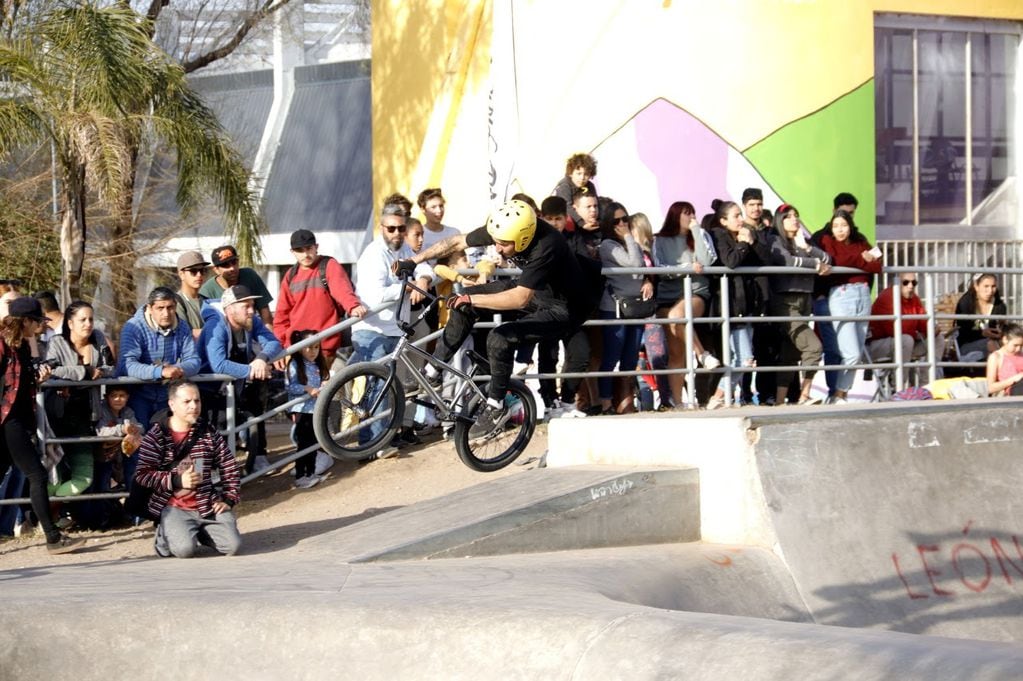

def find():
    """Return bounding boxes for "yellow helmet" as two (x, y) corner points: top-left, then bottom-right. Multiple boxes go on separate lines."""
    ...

(486, 199), (537, 252)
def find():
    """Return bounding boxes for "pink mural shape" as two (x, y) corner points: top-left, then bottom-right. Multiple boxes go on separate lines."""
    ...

(633, 99), (731, 218)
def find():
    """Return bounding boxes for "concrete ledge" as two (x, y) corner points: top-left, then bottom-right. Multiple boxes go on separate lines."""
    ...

(317, 466), (701, 562)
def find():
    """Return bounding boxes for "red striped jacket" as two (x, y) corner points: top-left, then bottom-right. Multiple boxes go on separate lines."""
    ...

(135, 419), (241, 518)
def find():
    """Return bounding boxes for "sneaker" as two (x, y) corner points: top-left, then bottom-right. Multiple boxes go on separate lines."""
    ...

(699, 352), (722, 370)
(393, 427), (421, 448)
(294, 475), (322, 490)
(547, 399), (587, 420)
(832, 397), (848, 405)
(46, 534), (86, 555)
(706, 395), (725, 410)
(468, 403), (510, 439)
(797, 395), (823, 406)
(314, 451), (335, 476)
(375, 445), (400, 459)
(252, 455), (271, 473)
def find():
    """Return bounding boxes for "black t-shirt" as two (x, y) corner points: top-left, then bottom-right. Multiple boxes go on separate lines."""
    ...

(465, 219), (584, 313)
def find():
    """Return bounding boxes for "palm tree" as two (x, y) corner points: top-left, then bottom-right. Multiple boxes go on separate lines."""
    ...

(0, 1), (262, 321)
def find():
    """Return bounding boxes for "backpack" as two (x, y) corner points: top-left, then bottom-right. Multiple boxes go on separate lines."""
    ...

(284, 255), (342, 316)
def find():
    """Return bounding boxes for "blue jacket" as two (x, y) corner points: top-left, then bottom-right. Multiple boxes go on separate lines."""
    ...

(116, 306), (201, 402)
(197, 305), (283, 381)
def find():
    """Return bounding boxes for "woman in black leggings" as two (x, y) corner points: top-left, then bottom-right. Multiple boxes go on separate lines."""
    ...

(0, 297), (84, 554)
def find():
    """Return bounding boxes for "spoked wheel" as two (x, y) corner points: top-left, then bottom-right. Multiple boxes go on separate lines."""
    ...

(313, 362), (405, 461)
(453, 379), (536, 472)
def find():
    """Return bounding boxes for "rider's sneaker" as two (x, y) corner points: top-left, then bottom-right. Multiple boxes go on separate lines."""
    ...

(468, 403), (509, 439)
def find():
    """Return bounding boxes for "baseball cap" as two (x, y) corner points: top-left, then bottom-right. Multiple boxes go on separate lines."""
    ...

(211, 245), (239, 267)
(221, 285), (260, 308)
(177, 251), (210, 270)
(7, 296), (45, 321)
(290, 229), (317, 249)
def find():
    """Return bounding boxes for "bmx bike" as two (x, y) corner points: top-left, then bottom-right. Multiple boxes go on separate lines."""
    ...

(312, 273), (537, 472)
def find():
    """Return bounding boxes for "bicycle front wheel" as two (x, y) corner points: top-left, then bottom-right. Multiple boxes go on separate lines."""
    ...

(453, 379), (536, 472)
(313, 362), (405, 461)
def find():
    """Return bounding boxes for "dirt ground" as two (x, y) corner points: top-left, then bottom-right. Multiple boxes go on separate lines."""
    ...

(0, 421), (548, 569)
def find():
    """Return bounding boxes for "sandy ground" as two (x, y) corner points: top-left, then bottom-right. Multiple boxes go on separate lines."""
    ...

(0, 420), (548, 570)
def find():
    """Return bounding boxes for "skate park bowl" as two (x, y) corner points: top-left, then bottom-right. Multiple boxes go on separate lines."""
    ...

(4, 400), (1023, 678)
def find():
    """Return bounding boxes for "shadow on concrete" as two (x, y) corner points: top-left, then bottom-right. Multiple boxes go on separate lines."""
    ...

(240, 505), (401, 555)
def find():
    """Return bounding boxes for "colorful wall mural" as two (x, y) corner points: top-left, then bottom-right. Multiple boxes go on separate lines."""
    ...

(372, 0), (1023, 239)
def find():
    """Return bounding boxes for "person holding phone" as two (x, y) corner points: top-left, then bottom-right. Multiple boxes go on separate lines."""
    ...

(955, 273), (1007, 361)
(819, 209), (883, 403)
(134, 380), (241, 558)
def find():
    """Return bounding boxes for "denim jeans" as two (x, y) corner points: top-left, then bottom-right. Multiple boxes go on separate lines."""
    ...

(350, 330), (409, 442)
(829, 283), (871, 391)
(813, 296), (841, 394)
(598, 310), (643, 400)
(155, 506), (241, 558)
(717, 324), (754, 395)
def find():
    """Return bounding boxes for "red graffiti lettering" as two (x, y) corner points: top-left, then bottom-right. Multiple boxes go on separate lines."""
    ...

(951, 543), (992, 593)
(989, 536), (1023, 584)
(917, 545), (954, 597)
(892, 553), (928, 600)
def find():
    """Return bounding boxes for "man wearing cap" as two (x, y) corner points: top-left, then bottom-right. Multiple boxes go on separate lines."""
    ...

(199, 244), (275, 329)
(175, 251), (211, 340)
(275, 229), (366, 362)
(198, 285), (283, 473)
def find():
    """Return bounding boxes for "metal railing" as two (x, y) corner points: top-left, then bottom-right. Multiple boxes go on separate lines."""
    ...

(2, 262), (1011, 508)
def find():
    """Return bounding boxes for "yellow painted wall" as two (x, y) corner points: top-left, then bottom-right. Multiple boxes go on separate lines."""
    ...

(372, 0), (1023, 229)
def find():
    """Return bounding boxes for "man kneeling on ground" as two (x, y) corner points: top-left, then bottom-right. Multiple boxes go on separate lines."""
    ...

(134, 380), (242, 558)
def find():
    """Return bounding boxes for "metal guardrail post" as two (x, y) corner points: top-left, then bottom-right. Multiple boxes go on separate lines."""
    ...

(225, 380), (237, 454)
(893, 283), (904, 392)
(682, 275), (697, 408)
(719, 274), (732, 406)
(925, 271), (938, 385)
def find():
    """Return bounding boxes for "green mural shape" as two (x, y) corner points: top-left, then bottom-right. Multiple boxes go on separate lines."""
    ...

(745, 80), (875, 239)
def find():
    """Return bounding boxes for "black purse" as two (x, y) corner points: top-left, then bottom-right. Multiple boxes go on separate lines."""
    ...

(615, 295), (657, 320)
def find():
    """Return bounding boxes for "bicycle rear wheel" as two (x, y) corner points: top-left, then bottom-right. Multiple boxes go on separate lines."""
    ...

(453, 379), (536, 472)
(313, 362), (405, 461)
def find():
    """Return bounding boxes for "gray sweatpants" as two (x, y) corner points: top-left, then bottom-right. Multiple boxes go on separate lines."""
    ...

(155, 505), (242, 558)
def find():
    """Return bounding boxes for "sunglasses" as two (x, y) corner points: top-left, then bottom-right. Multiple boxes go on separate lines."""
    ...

(901, 279), (918, 286)
(217, 258), (239, 267)
(182, 268), (206, 275)
(383, 224), (407, 234)
(614, 216), (630, 225)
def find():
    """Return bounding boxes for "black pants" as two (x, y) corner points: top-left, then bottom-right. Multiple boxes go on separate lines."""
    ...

(293, 413), (316, 478)
(202, 382), (267, 473)
(518, 335), (588, 407)
(0, 416), (59, 543)
(435, 281), (577, 402)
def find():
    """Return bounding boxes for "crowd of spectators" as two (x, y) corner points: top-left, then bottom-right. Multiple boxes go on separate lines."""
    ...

(1, 150), (1019, 557)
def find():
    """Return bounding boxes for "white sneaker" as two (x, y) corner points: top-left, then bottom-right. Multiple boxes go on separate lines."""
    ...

(252, 455), (271, 472)
(699, 352), (722, 370)
(314, 451), (335, 476)
(706, 395), (725, 410)
(294, 475), (322, 490)
(550, 400), (587, 419)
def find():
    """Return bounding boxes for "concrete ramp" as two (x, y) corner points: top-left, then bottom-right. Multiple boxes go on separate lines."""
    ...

(548, 399), (1023, 643)
(309, 466), (700, 562)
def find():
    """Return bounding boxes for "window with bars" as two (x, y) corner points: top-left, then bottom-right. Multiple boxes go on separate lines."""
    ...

(875, 15), (1021, 238)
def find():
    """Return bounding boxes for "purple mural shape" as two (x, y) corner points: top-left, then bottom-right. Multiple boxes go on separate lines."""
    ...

(633, 99), (731, 218)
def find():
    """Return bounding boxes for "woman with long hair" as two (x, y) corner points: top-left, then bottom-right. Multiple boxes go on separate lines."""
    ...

(707, 201), (772, 408)
(0, 297), (84, 553)
(955, 273), (1007, 360)
(652, 201), (720, 407)
(630, 213), (671, 409)
(45, 300), (116, 501)
(819, 209), (883, 403)
(767, 204), (831, 405)
(596, 202), (652, 414)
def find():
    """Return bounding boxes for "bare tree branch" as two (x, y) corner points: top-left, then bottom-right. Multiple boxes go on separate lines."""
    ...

(181, 0), (293, 74)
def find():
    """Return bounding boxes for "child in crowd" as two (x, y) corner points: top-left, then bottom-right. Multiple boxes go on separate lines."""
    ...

(287, 330), (330, 489)
(405, 217), (425, 254)
(985, 324), (1023, 397)
(94, 386), (143, 491)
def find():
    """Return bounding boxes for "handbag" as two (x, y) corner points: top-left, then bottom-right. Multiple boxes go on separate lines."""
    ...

(125, 421), (204, 521)
(615, 295), (656, 320)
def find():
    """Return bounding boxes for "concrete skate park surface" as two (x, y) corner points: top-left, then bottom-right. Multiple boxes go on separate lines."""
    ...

(4, 400), (1023, 679)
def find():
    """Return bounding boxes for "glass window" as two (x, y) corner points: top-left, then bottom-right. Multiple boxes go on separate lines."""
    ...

(875, 17), (1020, 231)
